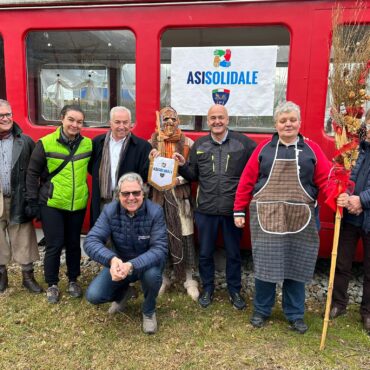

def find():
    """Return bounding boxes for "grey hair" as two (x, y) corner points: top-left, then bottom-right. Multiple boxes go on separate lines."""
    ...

(0, 99), (11, 110)
(115, 172), (147, 198)
(110, 106), (132, 122)
(273, 101), (301, 122)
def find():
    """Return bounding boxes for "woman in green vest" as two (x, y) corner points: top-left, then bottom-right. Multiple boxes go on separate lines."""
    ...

(26, 105), (92, 303)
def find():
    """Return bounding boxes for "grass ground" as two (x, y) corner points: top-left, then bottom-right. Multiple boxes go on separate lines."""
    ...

(0, 266), (369, 370)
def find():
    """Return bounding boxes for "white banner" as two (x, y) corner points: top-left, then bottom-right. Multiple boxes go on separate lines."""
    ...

(171, 46), (277, 116)
(148, 157), (178, 191)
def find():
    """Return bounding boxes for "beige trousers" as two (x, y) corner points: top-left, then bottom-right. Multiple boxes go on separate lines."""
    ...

(0, 196), (40, 265)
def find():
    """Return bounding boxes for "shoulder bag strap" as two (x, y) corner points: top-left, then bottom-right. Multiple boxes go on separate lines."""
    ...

(46, 142), (81, 181)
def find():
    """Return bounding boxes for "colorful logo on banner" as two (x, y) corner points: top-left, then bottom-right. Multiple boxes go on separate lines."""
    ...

(213, 49), (231, 104)
(212, 88), (230, 105)
(171, 45), (277, 116)
(213, 49), (231, 68)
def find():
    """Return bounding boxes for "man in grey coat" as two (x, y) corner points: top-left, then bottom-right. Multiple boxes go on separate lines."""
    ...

(0, 99), (42, 293)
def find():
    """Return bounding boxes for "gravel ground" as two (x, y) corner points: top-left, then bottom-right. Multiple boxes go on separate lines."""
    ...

(226, 250), (364, 305)
(24, 228), (365, 306)
(25, 238), (364, 306)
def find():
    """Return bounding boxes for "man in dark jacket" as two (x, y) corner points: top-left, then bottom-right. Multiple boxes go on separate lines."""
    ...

(0, 99), (42, 293)
(89, 106), (152, 227)
(332, 109), (370, 334)
(84, 172), (167, 334)
(174, 104), (256, 309)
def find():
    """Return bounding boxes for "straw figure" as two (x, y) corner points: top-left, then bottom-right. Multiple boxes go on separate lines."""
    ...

(148, 107), (199, 300)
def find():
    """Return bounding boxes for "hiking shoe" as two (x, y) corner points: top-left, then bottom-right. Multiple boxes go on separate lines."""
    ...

(47, 285), (60, 304)
(108, 286), (133, 314)
(67, 281), (83, 298)
(198, 291), (213, 308)
(229, 292), (246, 310)
(0, 269), (8, 293)
(289, 319), (308, 334)
(329, 305), (346, 319)
(142, 313), (157, 334)
(362, 316), (370, 334)
(250, 312), (268, 328)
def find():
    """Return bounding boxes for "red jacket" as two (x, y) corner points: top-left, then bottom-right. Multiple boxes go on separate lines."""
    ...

(233, 133), (332, 217)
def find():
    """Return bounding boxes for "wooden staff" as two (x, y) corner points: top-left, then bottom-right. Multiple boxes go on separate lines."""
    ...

(156, 110), (165, 156)
(320, 206), (342, 350)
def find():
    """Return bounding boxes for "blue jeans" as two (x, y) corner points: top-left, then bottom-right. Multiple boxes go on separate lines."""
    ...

(86, 264), (163, 316)
(194, 212), (242, 294)
(254, 278), (305, 321)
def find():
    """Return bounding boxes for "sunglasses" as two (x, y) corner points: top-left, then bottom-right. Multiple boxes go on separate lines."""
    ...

(120, 191), (142, 198)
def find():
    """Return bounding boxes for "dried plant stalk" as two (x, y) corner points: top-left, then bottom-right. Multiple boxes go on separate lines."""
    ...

(329, 1), (370, 169)
(321, 1), (370, 351)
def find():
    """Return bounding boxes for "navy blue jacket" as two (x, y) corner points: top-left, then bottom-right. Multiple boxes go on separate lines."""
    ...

(83, 199), (168, 272)
(348, 141), (370, 233)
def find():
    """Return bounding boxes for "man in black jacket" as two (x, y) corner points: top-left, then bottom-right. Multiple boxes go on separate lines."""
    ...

(0, 99), (42, 293)
(89, 106), (152, 227)
(174, 104), (256, 309)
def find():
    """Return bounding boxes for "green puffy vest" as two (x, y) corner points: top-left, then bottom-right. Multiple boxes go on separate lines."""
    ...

(41, 127), (92, 211)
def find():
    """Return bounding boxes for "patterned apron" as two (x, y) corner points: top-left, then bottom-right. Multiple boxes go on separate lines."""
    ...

(250, 141), (319, 283)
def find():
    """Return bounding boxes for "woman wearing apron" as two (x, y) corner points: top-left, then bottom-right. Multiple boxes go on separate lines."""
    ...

(234, 101), (332, 334)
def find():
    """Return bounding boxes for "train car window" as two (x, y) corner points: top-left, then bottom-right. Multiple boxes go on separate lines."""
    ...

(324, 25), (370, 136)
(120, 64), (136, 122)
(26, 30), (135, 127)
(161, 26), (290, 132)
(0, 38), (6, 99)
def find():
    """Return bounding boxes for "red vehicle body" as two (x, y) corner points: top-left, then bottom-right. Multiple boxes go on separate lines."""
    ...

(0, 0), (368, 258)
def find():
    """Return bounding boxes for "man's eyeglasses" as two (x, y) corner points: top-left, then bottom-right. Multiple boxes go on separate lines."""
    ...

(120, 191), (142, 198)
(0, 113), (12, 120)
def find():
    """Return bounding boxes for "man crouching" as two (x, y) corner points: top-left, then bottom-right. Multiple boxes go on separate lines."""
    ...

(84, 172), (167, 334)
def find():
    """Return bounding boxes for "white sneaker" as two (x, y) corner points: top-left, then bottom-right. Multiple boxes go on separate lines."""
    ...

(108, 286), (133, 314)
(158, 274), (171, 296)
(184, 279), (199, 301)
(142, 312), (157, 334)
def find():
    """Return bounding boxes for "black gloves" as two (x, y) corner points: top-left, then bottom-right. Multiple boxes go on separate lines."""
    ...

(25, 199), (41, 221)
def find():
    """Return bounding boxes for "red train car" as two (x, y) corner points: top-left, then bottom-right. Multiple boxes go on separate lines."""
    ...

(0, 0), (369, 258)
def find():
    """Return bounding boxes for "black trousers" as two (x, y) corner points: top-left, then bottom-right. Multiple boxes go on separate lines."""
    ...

(332, 222), (370, 317)
(41, 205), (86, 285)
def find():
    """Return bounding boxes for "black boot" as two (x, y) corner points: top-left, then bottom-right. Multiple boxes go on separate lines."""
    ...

(0, 269), (8, 293)
(22, 270), (43, 293)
